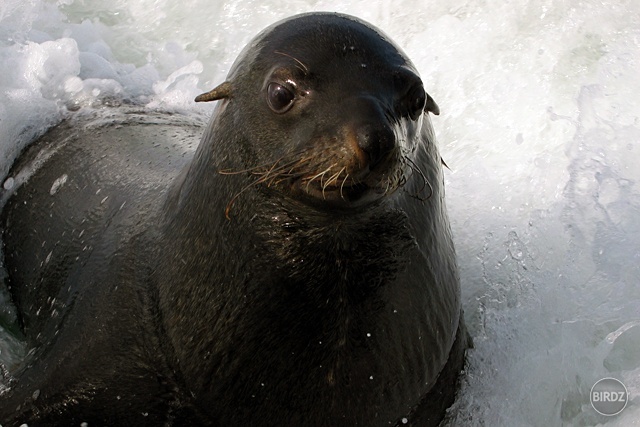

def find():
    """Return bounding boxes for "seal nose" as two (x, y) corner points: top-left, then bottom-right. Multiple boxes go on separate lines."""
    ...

(355, 123), (395, 168)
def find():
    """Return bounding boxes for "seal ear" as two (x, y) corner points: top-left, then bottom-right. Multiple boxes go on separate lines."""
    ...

(195, 81), (233, 102)
(424, 93), (440, 116)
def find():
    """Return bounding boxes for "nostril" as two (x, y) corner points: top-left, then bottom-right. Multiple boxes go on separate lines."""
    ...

(356, 124), (395, 168)
(356, 126), (378, 165)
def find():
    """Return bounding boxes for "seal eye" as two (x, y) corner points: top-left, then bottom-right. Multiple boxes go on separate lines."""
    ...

(407, 86), (427, 120)
(267, 82), (295, 113)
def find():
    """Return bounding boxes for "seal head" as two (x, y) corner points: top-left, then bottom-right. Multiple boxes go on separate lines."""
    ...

(195, 13), (440, 215)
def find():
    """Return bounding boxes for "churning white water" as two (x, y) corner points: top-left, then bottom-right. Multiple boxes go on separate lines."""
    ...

(0, 0), (639, 425)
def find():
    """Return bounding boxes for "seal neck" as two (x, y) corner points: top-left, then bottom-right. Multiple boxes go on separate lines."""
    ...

(156, 165), (417, 381)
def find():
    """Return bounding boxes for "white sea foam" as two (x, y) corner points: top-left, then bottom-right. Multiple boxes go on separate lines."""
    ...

(1, 0), (639, 424)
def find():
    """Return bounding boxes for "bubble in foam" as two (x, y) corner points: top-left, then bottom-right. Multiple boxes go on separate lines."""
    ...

(63, 76), (83, 94)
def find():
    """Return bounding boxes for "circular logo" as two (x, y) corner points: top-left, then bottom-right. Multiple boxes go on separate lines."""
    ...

(590, 378), (628, 416)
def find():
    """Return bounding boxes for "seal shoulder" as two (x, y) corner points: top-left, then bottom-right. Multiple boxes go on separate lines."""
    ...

(1, 110), (202, 336)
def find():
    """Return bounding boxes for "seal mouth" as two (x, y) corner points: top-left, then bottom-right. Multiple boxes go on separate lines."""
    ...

(289, 153), (407, 208)
(293, 178), (375, 205)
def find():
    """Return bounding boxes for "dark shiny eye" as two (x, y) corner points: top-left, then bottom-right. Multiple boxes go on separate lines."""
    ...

(407, 85), (426, 120)
(267, 82), (295, 113)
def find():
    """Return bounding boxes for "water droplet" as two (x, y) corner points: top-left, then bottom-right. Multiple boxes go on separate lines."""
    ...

(49, 174), (68, 195)
(3, 177), (14, 190)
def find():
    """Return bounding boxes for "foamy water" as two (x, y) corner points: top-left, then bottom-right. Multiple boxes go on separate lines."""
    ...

(1, 0), (639, 425)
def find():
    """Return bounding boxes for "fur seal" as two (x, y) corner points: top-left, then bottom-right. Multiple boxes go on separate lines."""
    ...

(0, 12), (468, 427)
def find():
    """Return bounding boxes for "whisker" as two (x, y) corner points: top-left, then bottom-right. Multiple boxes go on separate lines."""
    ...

(305, 165), (334, 193)
(321, 166), (346, 199)
(219, 159), (284, 176)
(222, 150), (316, 218)
(274, 50), (309, 75)
(325, 167), (345, 188)
(340, 173), (350, 200)
(224, 180), (260, 220)
(287, 155), (314, 175)
(219, 145), (315, 175)
(403, 156), (433, 201)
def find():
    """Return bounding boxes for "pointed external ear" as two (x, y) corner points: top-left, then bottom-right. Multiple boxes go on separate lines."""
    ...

(424, 93), (440, 115)
(194, 81), (233, 102)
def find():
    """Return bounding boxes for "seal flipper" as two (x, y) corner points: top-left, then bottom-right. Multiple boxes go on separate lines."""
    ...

(425, 93), (440, 115)
(194, 81), (233, 102)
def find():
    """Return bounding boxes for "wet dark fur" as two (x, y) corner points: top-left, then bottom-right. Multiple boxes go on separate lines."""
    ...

(0, 13), (468, 426)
